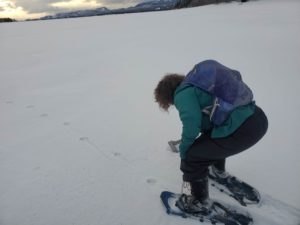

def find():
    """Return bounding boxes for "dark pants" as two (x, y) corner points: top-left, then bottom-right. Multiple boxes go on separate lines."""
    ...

(181, 106), (268, 182)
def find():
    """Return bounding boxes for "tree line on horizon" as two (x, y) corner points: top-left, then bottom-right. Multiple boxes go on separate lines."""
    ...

(0, 18), (16, 23)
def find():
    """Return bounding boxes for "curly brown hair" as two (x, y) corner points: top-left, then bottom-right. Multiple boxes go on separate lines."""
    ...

(154, 74), (185, 111)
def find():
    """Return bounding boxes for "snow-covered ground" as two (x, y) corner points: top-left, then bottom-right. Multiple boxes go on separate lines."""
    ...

(1, 0), (300, 224)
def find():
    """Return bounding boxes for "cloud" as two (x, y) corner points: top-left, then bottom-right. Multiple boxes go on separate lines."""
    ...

(0, 0), (16, 10)
(0, 0), (47, 19)
(50, 0), (102, 9)
(0, 0), (149, 20)
(100, 0), (140, 9)
(51, 0), (143, 14)
(10, 0), (67, 14)
(13, 0), (143, 13)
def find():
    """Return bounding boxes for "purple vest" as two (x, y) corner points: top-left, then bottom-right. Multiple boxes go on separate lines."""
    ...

(183, 60), (253, 125)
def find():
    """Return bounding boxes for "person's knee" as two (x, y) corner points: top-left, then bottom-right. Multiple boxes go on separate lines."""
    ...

(180, 159), (210, 182)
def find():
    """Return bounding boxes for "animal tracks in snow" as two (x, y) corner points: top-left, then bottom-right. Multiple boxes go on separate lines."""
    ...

(146, 178), (157, 185)
(4, 101), (132, 164)
(79, 137), (89, 142)
(26, 105), (35, 109)
(3, 100), (159, 186)
(113, 152), (122, 157)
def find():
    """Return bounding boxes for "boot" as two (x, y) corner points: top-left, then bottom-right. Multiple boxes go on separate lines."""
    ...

(191, 177), (209, 202)
(176, 177), (211, 214)
(209, 165), (231, 184)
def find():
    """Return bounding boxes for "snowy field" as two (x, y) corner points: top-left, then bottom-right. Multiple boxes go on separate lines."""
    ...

(1, 0), (300, 224)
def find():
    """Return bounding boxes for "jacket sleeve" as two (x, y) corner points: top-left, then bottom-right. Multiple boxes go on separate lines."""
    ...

(174, 88), (202, 159)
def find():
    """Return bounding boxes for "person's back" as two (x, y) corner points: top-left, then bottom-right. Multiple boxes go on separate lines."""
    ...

(154, 60), (268, 213)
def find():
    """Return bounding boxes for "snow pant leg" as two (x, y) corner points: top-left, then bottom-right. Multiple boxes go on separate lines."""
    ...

(180, 133), (228, 182)
(181, 106), (268, 182)
(213, 159), (226, 171)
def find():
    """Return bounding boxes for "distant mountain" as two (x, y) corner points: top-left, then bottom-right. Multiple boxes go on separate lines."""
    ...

(128, 0), (177, 11)
(39, 0), (177, 20)
(40, 7), (110, 20)
(36, 0), (249, 21)
(175, 0), (248, 8)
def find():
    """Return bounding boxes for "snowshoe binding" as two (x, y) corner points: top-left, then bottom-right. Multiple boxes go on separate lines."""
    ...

(209, 166), (261, 206)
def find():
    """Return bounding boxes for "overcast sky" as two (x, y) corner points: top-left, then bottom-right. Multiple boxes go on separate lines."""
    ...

(0, 0), (143, 20)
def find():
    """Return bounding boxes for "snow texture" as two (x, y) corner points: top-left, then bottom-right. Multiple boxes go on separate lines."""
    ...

(0, 0), (300, 224)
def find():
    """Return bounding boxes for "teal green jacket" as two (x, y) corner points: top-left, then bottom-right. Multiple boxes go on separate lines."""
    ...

(174, 84), (255, 159)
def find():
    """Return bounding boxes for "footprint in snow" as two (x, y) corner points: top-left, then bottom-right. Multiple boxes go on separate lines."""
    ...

(113, 152), (121, 157)
(40, 113), (48, 117)
(146, 178), (157, 185)
(5, 101), (14, 104)
(26, 105), (35, 109)
(79, 137), (89, 141)
(63, 122), (71, 126)
(33, 166), (41, 171)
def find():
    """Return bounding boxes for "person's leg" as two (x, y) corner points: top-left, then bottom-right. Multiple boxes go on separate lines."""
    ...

(213, 159), (226, 172)
(213, 106), (268, 153)
(182, 106), (268, 180)
(180, 132), (231, 183)
(180, 132), (225, 205)
(180, 105), (268, 201)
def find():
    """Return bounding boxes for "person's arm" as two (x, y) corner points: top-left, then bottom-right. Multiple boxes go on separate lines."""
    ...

(174, 88), (202, 159)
